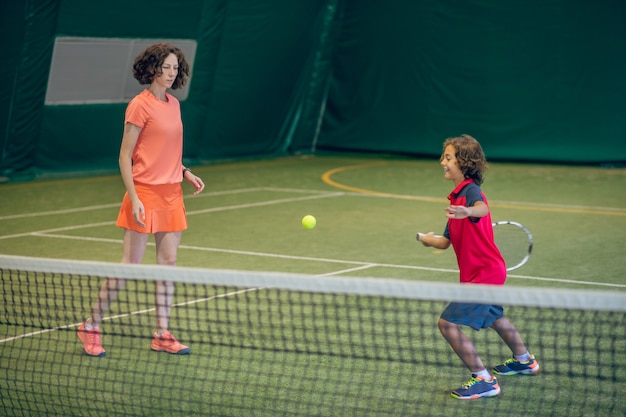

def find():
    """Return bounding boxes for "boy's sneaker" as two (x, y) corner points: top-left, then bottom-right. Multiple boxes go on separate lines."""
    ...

(450, 375), (501, 400)
(77, 322), (106, 357)
(493, 354), (539, 376)
(151, 331), (190, 355)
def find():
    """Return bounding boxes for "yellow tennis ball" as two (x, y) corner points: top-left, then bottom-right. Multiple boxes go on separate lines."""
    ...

(302, 215), (316, 229)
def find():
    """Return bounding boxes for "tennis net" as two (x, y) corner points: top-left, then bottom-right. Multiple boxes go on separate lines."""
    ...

(1, 254), (624, 416)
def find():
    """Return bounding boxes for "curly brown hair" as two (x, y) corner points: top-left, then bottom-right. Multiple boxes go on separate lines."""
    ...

(132, 43), (190, 89)
(442, 134), (488, 186)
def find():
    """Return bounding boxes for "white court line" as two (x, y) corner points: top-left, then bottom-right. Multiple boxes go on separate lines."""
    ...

(186, 192), (345, 216)
(0, 187), (338, 221)
(32, 232), (455, 270)
(315, 264), (379, 277)
(30, 233), (626, 289)
(0, 221), (116, 240)
(0, 187), (264, 220)
(0, 287), (259, 344)
(0, 189), (345, 240)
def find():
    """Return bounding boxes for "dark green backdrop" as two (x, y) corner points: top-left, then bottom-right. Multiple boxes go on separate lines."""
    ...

(1, 0), (625, 180)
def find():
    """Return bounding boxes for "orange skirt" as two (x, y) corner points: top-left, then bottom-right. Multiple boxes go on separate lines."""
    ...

(116, 183), (187, 233)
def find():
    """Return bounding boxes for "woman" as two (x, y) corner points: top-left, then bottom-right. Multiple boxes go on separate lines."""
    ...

(78, 43), (205, 357)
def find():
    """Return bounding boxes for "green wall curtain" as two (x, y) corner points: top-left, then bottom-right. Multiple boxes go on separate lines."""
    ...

(1, 0), (624, 180)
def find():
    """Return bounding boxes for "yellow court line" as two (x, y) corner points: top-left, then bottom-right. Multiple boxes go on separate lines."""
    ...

(321, 163), (626, 217)
(322, 163), (447, 204)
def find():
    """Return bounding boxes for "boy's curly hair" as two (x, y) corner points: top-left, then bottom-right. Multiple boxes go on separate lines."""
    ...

(442, 134), (488, 186)
(132, 43), (190, 89)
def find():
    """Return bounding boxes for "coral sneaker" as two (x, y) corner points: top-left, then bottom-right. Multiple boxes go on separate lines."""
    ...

(150, 331), (190, 355)
(77, 322), (106, 357)
(450, 375), (501, 400)
(493, 354), (540, 376)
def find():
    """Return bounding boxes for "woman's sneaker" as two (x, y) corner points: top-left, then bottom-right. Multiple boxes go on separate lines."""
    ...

(493, 354), (539, 375)
(150, 331), (190, 354)
(77, 322), (106, 357)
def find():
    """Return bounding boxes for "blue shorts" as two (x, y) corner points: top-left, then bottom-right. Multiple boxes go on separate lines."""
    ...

(440, 302), (504, 331)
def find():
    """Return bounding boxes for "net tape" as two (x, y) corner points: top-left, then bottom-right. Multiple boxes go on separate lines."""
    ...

(1, 255), (624, 311)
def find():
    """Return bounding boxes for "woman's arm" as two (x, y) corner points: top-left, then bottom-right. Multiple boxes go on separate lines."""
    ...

(118, 122), (144, 227)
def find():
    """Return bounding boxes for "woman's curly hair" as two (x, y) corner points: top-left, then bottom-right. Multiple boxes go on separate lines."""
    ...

(442, 134), (488, 186)
(132, 43), (190, 89)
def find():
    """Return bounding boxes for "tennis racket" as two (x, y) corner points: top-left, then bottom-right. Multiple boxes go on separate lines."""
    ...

(492, 221), (533, 271)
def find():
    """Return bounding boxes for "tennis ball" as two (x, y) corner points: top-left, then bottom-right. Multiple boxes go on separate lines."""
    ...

(302, 215), (316, 229)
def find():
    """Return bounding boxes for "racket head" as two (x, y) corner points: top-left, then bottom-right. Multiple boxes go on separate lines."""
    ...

(492, 221), (533, 271)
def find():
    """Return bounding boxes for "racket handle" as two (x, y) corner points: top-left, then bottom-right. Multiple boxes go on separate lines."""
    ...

(416, 233), (424, 242)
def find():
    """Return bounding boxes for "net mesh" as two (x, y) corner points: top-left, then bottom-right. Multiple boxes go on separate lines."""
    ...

(1, 255), (625, 417)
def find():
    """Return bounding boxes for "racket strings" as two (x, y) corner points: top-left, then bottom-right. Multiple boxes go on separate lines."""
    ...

(493, 222), (533, 271)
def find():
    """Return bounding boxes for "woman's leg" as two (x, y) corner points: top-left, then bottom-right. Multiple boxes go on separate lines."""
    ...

(153, 231), (181, 333)
(89, 229), (149, 326)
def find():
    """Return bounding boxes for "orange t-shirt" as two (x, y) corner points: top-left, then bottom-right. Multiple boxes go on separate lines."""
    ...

(125, 89), (183, 185)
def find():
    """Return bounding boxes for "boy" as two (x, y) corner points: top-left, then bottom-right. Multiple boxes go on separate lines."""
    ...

(417, 134), (539, 399)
